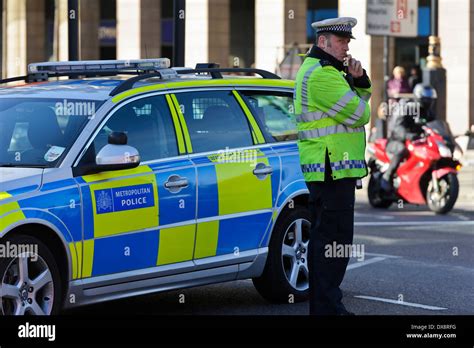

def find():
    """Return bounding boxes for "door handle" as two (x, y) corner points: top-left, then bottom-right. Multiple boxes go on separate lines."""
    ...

(164, 175), (189, 193)
(253, 163), (273, 179)
(164, 179), (188, 188)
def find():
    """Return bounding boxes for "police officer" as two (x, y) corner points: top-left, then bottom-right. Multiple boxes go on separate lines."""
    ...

(294, 17), (372, 315)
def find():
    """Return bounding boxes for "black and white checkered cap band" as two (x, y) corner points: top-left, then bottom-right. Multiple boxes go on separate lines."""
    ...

(317, 24), (352, 34)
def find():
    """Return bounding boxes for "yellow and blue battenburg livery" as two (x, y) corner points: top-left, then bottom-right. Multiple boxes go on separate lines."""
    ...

(0, 59), (315, 314)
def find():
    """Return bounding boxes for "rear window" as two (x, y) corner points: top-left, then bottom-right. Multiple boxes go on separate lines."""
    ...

(241, 91), (297, 142)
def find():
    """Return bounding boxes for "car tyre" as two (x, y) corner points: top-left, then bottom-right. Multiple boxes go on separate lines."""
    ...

(0, 234), (62, 315)
(252, 206), (311, 303)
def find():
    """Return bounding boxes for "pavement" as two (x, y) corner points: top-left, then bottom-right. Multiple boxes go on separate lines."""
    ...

(459, 148), (474, 203)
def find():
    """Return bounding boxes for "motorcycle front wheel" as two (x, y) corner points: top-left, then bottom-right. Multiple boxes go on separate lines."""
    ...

(426, 172), (459, 214)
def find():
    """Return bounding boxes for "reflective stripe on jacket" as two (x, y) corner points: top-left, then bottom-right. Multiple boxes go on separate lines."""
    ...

(294, 56), (372, 182)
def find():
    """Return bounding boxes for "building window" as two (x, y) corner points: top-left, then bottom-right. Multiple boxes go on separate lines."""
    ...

(161, 1), (173, 64)
(45, 0), (55, 61)
(418, 0), (431, 37)
(230, 0), (255, 68)
(307, 0), (338, 43)
(99, 0), (117, 59)
(394, 0), (432, 71)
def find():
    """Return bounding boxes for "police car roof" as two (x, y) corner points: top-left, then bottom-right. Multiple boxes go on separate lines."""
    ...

(0, 74), (292, 101)
(0, 79), (124, 100)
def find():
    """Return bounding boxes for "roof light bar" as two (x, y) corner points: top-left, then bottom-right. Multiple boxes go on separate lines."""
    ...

(28, 58), (171, 74)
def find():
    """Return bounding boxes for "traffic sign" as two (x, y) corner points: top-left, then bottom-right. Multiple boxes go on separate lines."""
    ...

(366, 0), (418, 37)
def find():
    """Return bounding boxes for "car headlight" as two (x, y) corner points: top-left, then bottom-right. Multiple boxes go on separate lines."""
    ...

(436, 141), (452, 158)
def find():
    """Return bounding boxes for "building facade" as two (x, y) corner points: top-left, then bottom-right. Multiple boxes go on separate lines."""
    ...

(1, 0), (473, 134)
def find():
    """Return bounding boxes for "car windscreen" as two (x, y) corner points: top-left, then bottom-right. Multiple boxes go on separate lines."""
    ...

(0, 98), (103, 168)
(426, 120), (454, 138)
(426, 120), (457, 151)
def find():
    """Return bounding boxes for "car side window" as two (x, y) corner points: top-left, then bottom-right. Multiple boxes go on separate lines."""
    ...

(174, 90), (254, 153)
(241, 91), (297, 142)
(91, 95), (179, 162)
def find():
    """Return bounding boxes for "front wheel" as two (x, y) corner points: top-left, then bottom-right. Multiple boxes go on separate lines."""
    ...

(0, 234), (62, 315)
(252, 207), (311, 303)
(426, 172), (459, 214)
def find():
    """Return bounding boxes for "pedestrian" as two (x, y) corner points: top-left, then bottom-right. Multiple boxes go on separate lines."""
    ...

(387, 66), (411, 98)
(408, 65), (422, 91)
(293, 17), (372, 315)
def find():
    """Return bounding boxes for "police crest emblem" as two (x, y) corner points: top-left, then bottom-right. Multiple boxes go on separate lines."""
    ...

(96, 190), (113, 214)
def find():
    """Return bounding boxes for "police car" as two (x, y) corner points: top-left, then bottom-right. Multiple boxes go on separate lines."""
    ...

(0, 59), (310, 315)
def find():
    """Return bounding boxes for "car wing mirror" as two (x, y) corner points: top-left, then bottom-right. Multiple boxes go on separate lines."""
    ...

(73, 132), (140, 176)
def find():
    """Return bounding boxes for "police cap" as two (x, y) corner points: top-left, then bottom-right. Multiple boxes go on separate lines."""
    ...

(311, 17), (357, 39)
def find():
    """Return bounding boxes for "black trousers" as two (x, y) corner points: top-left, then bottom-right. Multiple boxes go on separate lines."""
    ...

(306, 157), (356, 315)
(383, 140), (409, 182)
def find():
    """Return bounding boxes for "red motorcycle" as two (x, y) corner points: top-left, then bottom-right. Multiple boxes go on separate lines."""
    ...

(367, 120), (462, 214)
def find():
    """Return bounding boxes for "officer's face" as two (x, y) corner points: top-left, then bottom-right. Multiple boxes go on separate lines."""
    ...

(320, 34), (350, 62)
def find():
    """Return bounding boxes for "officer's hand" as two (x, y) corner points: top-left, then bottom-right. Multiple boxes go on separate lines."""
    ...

(348, 57), (364, 78)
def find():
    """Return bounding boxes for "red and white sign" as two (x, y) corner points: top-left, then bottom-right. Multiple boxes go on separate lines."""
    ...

(391, 21), (401, 33)
(366, 0), (418, 37)
(397, 0), (408, 19)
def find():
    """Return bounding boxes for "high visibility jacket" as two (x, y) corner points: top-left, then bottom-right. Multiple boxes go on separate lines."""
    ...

(294, 51), (372, 182)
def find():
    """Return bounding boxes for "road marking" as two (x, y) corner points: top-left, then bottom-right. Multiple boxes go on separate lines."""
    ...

(451, 213), (471, 221)
(364, 252), (402, 259)
(355, 221), (474, 226)
(355, 212), (394, 220)
(347, 256), (386, 270)
(354, 295), (447, 311)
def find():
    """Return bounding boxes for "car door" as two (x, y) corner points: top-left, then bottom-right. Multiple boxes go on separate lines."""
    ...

(170, 89), (280, 264)
(237, 89), (302, 248)
(74, 94), (197, 278)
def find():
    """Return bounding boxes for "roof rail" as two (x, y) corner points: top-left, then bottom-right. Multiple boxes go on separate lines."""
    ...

(194, 63), (221, 78)
(176, 68), (281, 79)
(109, 67), (281, 97)
(109, 70), (178, 96)
(0, 58), (281, 96)
(0, 58), (171, 85)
